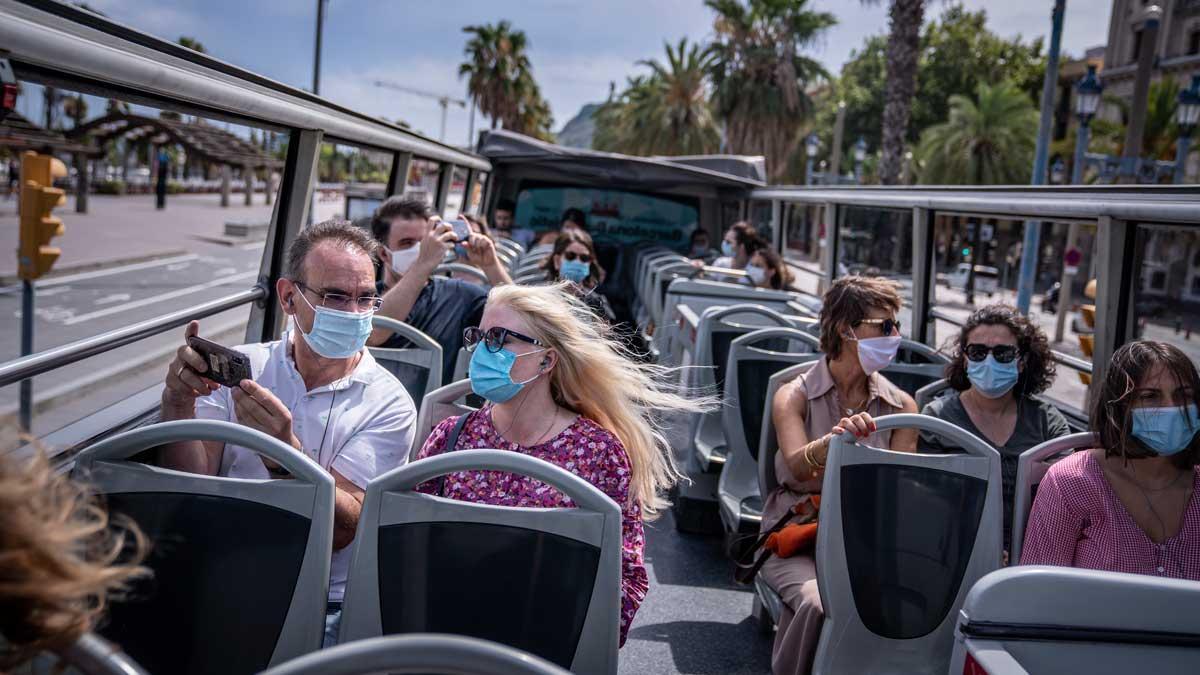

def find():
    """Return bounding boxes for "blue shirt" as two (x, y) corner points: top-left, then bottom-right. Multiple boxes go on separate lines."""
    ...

(378, 276), (487, 385)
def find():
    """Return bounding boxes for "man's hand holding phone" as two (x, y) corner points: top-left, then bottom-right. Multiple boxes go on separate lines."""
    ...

(162, 321), (222, 417)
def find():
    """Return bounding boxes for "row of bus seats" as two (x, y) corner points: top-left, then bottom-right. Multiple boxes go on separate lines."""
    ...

(68, 419), (622, 675)
(31, 633), (570, 675)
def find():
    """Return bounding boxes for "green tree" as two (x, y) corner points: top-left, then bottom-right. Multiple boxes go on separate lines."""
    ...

(178, 36), (207, 54)
(866, 0), (926, 184)
(915, 80), (1038, 185)
(459, 21), (553, 139)
(820, 6), (1045, 172)
(706, 0), (835, 181)
(593, 38), (720, 156)
(61, 94), (88, 128)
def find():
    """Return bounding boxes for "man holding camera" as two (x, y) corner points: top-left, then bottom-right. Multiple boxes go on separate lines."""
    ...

(159, 219), (416, 647)
(368, 196), (511, 384)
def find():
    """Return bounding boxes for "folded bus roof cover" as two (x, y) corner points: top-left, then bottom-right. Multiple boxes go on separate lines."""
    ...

(478, 130), (765, 190)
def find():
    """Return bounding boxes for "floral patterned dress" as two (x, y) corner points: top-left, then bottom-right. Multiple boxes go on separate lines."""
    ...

(417, 406), (647, 646)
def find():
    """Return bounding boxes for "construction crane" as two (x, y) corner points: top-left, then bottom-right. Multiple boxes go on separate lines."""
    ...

(373, 79), (466, 143)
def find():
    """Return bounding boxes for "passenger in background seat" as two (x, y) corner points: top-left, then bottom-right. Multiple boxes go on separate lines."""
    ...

(159, 220), (417, 647)
(539, 229), (615, 323)
(687, 229), (718, 263)
(762, 275), (918, 675)
(1021, 340), (1200, 580)
(369, 197), (511, 384)
(416, 284), (715, 646)
(746, 247), (792, 291)
(710, 220), (759, 271)
(921, 305), (1070, 553)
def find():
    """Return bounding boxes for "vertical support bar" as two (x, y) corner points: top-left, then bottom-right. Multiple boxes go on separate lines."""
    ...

(1071, 121), (1090, 185)
(387, 151), (413, 198)
(220, 164), (231, 207)
(462, 169), (478, 215)
(820, 202), (839, 294)
(246, 129), (322, 344)
(1090, 215), (1135, 399)
(244, 165), (253, 206)
(770, 199), (782, 251)
(434, 163), (455, 217)
(910, 206), (935, 346)
(18, 280), (33, 432)
(74, 152), (88, 213)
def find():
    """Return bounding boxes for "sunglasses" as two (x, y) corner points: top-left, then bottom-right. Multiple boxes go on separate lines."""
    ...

(464, 326), (545, 353)
(855, 317), (901, 337)
(965, 343), (1020, 364)
(563, 251), (592, 263)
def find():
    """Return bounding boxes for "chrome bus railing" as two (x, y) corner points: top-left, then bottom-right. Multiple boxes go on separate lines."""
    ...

(0, 287), (265, 389)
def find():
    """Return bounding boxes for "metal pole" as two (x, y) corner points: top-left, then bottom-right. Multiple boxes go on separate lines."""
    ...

(805, 157), (814, 186)
(19, 281), (33, 432)
(1071, 120), (1090, 185)
(1121, 6), (1161, 184)
(467, 97), (476, 149)
(438, 101), (448, 143)
(313, 0), (325, 95)
(1016, 0), (1065, 315)
(1174, 134), (1191, 184)
(829, 101), (846, 180)
(1053, 221), (1080, 343)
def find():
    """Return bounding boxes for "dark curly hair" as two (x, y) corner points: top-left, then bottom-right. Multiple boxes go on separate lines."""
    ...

(944, 304), (1056, 397)
(1091, 340), (1200, 469)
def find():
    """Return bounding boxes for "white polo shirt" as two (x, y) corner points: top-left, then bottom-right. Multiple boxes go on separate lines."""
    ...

(194, 331), (416, 602)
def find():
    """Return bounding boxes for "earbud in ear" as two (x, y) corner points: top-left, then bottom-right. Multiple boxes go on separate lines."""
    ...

(541, 357), (550, 368)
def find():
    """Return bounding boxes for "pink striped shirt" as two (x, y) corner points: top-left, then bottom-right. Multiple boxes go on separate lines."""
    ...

(1020, 450), (1200, 581)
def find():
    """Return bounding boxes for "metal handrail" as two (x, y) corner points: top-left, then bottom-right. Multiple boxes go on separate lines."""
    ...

(1051, 349), (1093, 373)
(0, 287), (264, 388)
(929, 306), (966, 327)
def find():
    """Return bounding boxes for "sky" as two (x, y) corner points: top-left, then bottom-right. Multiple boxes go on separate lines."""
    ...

(72, 0), (1113, 146)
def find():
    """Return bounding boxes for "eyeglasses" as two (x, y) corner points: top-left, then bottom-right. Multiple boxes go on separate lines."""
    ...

(296, 282), (382, 312)
(965, 343), (1020, 364)
(855, 317), (901, 336)
(563, 251), (592, 263)
(464, 326), (545, 353)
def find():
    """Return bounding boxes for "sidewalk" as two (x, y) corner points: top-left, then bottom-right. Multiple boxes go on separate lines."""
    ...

(0, 192), (274, 280)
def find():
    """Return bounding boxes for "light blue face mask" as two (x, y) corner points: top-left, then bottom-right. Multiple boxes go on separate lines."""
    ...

(560, 259), (590, 283)
(967, 354), (1020, 398)
(1131, 404), (1200, 456)
(469, 345), (546, 403)
(721, 240), (736, 257)
(295, 291), (374, 359)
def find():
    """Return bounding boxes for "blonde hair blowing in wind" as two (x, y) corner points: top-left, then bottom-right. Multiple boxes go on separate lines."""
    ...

(487, 283), (716, 517)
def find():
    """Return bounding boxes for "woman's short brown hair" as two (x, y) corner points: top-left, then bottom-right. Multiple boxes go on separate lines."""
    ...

(1091, 340), (1200, 469)
(0, 448), (148, 668)
(819, 275), (902, 359)
(944, 304), (1056, 397)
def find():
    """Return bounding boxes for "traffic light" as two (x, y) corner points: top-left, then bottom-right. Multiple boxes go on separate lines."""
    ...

(18, 151), (67, 280)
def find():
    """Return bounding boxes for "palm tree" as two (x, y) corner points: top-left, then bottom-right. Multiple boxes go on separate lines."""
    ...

(460, 22), (533, 129)
(178, 36), (207, 54)
(638, 38), (720, 155)
(706, 0), (835, 181)
(916, 80), (1037, 185)
(864, 0), (926, 184)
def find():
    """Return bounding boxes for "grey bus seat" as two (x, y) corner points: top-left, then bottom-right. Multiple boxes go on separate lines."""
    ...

(883, 340), (949, 396)
(1010, 432), (1096, 565)
(915, 377), (953, 410)
(412, 378), (478, 461)
(951, 566), (1200, 675)
(339, 449), (622, 675)
(649, 261), (700, 334)
(717, 327), (822, 539)
(452, 346), (471, 382)
(515, 269), (547, 285)
(257, 634), (570, 675)
(369, 316), (443, 412)
(24, 633), (150, 675)
(70, 420), (335, 675)
(435, 263), (491, 287)
(812, 413), (1002, 675)
(656, 279), (805, 367)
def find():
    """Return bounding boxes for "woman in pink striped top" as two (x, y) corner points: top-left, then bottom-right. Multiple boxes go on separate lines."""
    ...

(1021, 341), (1200, 580)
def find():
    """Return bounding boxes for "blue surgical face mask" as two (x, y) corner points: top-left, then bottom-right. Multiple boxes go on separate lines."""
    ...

(469, 345), (546, 403)
(295, 291), (373, 359)
(559, 259), (590, 283)
(721, 240), (735, 257)
(967, 354), (1019, 399)
(1131, 404), (1200, 457)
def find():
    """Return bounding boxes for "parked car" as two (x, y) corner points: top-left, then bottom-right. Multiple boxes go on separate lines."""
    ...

(942, 263), (999, 297)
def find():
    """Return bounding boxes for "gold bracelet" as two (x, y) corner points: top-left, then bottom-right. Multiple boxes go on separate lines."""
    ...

(812, 437), (828, 469)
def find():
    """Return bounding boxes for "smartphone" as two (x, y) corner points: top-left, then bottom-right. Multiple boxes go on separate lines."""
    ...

(187, 336), (251, 388)
(447, 218), (472, 243)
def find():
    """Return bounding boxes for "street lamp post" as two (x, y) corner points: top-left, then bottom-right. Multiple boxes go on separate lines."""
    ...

(853, 137), (867, 184)
(1051, 158), (1066, 185)
(1175, 74), (1200, 184)
(805, 134), (819, 186)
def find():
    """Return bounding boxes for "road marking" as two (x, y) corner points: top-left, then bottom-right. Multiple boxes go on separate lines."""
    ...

(62, 270), (258, 325)
(95, 293), (132, 306)
(215, 267), (237, 276)
(0, 254), (201, 294)
(238, 241), (266, 251)
(38, 286), (72, 297)
(166, 262), (192, 272)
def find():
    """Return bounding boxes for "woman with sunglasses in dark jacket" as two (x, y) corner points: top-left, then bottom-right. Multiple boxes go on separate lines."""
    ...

(921, 304), (1071, 554)
(539, 229), (615, 323)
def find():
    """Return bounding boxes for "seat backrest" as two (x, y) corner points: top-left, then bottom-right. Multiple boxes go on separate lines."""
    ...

(722, 328), (822, 467)
(71, 420), (335, 675)
(34, 633), (150, 675)
(435, 263), (491, 287)
(339, 450), (622, 675)
(651, 262), (700, 326)
(1009, 432), (1097, 564)
(638, 252), (684, 311)
(914, 378), (953, 410)
(369, 316), (444, 410)
(412, 379), (478, 461)
(757, 361), (819, 498)
(257, 634), (570, 675)
(879, 341), (949, 397)
(515, 269), (547, 285)
(952, 566), (1200, 675)
(814, 413), (1002, 675)
(692, 305), (795, 396)
(659, 279), (804, 364)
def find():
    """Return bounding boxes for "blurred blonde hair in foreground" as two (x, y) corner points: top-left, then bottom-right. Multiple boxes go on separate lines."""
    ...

(0, 444), (147, 672)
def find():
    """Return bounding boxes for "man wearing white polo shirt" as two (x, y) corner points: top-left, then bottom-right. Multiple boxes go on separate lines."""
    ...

(159, 219), (415, 648)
